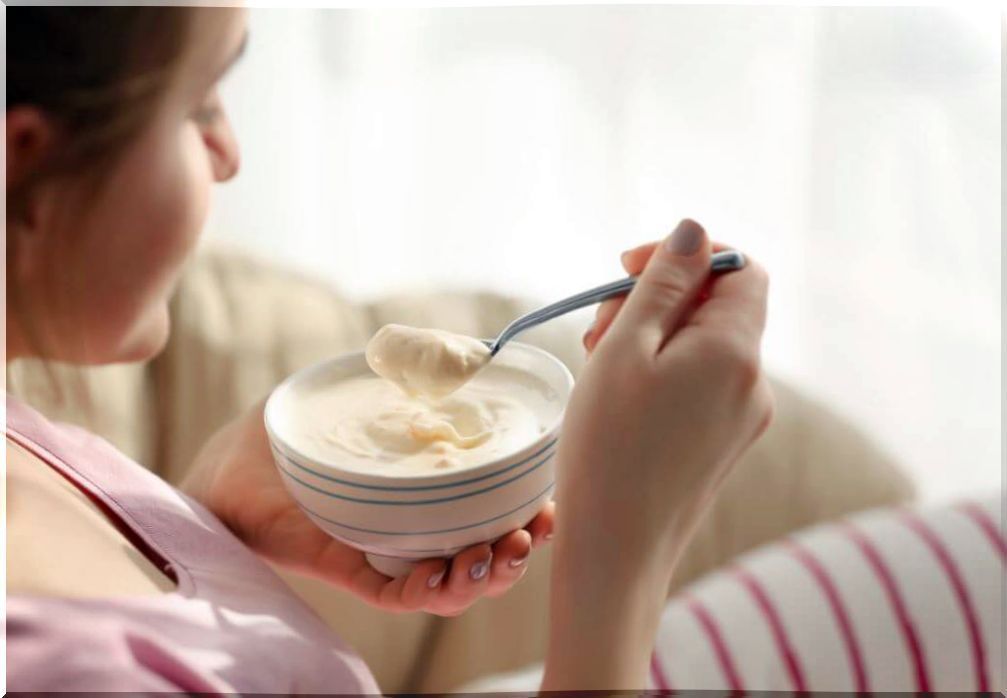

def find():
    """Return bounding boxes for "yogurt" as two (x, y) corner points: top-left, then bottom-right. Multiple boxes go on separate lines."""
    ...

(286, 363), (558, 476)
(365, 324), (491, 400)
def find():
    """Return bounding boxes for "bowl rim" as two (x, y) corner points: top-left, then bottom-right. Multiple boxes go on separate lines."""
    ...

(263, 340), (574, 485)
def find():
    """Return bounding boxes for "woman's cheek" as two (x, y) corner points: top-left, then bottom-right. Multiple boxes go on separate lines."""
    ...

(147, 126), (215, 286)
(175, 125), (215, 254)
(118, 128), (215, 359)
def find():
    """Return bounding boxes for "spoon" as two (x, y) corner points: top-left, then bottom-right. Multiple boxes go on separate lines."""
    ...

(484, 249), (746, 356)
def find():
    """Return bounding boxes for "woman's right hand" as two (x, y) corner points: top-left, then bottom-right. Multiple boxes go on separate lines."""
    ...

(561, 219), (772, 569)
(542, 219), (773, 690)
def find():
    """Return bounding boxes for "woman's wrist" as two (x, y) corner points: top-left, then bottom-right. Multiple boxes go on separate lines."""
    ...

(540, 532), (684, 690)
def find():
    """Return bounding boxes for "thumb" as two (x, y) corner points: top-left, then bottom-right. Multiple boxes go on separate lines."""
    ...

(610, 219), (712, 351)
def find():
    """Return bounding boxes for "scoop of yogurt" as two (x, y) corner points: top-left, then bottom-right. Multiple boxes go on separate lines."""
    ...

(365, 324), (491, 400)
(288, 367), (552, 474)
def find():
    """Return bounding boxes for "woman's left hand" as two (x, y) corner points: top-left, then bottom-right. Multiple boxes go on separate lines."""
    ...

(182, 401), (554, 615)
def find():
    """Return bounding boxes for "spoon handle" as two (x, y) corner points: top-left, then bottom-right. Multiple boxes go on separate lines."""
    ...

(489, 249), (746, 355)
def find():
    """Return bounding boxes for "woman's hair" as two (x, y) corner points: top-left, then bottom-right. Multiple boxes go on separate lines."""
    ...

(6, 7), (197, 399)
(7, 7), (196, 224)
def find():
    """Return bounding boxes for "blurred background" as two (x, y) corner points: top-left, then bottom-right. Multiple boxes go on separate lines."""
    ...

(205, 6), (1000, 503)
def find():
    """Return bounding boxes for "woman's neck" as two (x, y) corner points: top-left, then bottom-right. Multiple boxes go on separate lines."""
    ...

(6, 324), (33, 365)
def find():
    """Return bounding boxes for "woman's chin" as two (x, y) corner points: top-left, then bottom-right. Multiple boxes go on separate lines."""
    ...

(8, 299), (174, 366)
(113, 308), (172, 364)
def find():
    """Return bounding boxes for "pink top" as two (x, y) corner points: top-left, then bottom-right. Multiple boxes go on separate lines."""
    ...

(6, 395), (382, 694)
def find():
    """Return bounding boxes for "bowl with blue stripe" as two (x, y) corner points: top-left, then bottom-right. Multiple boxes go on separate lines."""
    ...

(264, 341), (574, 577)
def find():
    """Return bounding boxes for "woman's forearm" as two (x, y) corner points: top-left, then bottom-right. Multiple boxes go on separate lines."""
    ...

(540, 537), (677, 691)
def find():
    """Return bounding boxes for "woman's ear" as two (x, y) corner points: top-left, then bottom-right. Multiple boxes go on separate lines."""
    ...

(7, 106), (61, 240)
(7, 106), (54, 192)
(7, 106), (57, 281)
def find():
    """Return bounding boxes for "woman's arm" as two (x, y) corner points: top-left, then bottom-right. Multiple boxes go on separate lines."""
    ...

(540, 220), (772, 690)
(542, 528), (681, 689)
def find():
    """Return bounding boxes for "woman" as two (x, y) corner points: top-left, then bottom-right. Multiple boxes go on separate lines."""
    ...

(6, 7), (771, 692)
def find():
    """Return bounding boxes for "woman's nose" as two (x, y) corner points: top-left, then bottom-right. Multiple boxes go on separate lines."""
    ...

(207, 112), (240, 182)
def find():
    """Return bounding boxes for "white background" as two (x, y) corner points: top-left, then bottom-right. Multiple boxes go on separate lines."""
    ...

(206, 6), (1001, 502)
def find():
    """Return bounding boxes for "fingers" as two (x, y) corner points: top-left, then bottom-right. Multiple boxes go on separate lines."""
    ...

(524, 499), (555, 548)
(619, 239), (732, 274)
(584, 296), (625, 354)
(607, 219), (713, 353)
(366, 504), (558, 616)
(620, 242), (660, 275)
(428, 507), (553, 611)
(394, 558), (450, 612)
(484, 529), (533, 598)
(434, 542), (493, 612)
(684, 252), (769, 347)
(585, 243), (656, 352)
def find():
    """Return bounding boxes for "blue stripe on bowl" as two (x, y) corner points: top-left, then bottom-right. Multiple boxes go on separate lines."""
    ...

(296, 480), (556, 537)
(277, 449), (554, 506)
(311, 527), (452, 556)
(335, 545), (445, 559)
(272, 437), (558, 492)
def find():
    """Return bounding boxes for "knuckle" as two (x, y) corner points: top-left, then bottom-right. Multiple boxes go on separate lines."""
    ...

(401, 593), (426, 612)
(739, 253), (768, 283)
(747, 258), (769, 285)
(735, 350), (762, 391)
(596, 335), (652, 377)
(376, 591), (407, 614)
(643, 269), (694, 301)
(696, 331), (761, 390)
(695, 331), (741, 366)
(755, 389), (775, 437)
(687, 331), (723, 360)
(749, 262), (771, 303)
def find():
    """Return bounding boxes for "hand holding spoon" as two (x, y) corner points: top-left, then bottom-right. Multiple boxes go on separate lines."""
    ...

(366, 250), (746, 399)
(484, 249), (745, 356)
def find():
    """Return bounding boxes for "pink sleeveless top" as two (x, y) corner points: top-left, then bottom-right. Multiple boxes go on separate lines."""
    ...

(6, 395), (381, 694)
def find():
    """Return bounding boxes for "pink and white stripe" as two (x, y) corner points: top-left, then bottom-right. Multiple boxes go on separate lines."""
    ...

(460, 494), (1004, 693)
(649, 494), (1004, 692)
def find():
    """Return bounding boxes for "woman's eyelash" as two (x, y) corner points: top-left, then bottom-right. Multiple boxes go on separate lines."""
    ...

(191, 104), (222, 125)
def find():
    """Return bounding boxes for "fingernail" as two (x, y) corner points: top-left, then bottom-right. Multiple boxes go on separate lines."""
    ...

(427, 569), (445, 588)
(508, 555), (529, 569)
(620, 250), (631, 267)
(470, 558), (491, 581)
(582, 322), (596, 347)
(664, 219), (704, 256)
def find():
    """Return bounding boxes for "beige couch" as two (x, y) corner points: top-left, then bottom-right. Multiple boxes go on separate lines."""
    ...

(6, 246), (915, 693)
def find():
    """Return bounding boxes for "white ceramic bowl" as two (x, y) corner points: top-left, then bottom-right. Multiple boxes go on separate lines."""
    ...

(264, 342), (574, 577)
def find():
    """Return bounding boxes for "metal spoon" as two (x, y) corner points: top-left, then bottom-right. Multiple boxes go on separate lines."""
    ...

(485, 249), (746, 356)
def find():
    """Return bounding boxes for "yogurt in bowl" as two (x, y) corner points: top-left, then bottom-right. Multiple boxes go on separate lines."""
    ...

(264, 339), (573, 577)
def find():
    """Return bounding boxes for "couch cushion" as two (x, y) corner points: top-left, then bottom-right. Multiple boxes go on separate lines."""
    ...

(6, 360), (156, 469)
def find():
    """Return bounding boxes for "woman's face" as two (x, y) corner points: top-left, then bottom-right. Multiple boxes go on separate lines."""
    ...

(8, 9), (248, 364)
